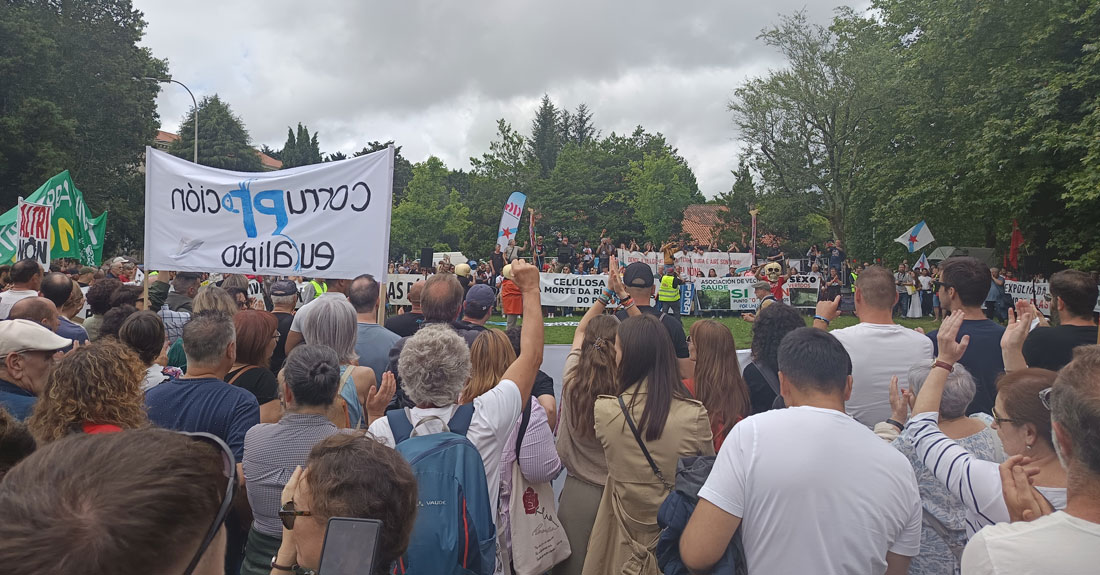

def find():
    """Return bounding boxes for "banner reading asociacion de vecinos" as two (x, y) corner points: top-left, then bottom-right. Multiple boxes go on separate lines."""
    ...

(144, 146), (394, 280)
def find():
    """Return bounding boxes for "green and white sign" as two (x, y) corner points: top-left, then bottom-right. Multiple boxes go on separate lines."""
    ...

(0, 171), (107, 265)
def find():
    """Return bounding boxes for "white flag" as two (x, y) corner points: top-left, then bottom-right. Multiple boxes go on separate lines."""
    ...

(895, 220), (935, 253)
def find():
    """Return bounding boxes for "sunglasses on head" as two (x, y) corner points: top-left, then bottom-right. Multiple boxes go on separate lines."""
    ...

(1039, 387), (1053, 409)
(180, 432), (237, 575)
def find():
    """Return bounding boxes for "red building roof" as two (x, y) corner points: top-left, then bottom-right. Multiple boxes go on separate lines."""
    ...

(153, 130), (283, 170)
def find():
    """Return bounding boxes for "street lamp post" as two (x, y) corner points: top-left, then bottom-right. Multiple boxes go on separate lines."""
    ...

(146, 77), (198, 164)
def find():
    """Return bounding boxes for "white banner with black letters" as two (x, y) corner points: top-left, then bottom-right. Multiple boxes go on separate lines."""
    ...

(144, 146), (394, 280)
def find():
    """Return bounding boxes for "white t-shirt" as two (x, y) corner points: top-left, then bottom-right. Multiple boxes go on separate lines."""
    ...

(918, 275), (934, 291)
(79, 285), (91, 319)
(962, 512), (1100, 574)
(289, 292), (348, 333)
(698, 406), (922, 575)
(0, 289), (38, 319)
(831, 322), (934, 427)
(367, 379), (523, 528)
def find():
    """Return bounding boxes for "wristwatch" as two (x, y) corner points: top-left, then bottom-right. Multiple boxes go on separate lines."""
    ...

(932, 360), (954, 373)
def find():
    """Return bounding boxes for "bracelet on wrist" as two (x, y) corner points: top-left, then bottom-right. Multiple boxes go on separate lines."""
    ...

(597, 295), (611, 306)
(885, 418), (905, 431)
(813, 315), (831, 326)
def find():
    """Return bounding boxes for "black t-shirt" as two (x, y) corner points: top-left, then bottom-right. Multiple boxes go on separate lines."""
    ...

(557, 244), (576, 265)
(929, 319), (1005, 415)
(743, 362), (779, 415)
(616, 305), (690, 359)
(1022, 324), (1098, 371)
(270, 311), (294, 374)
(491, 252), (505, 273)
(225, 366), (279, 405)
(533, 370), (555, 399)
(385, 312), (424, 338)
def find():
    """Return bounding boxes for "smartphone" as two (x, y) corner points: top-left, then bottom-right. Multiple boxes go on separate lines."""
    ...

(839, 293), (856, 313)
(318, 517), (383, 575)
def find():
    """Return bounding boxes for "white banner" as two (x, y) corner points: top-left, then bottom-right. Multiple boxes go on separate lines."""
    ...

(496, 192), (526, 252)
(785, 274), (821, 308)
(386, 274), (425, 306)
(540, 273), (610, 307)
(16, 198), (52, 270)
(144, 146), (394, 280)
(617, 250), (753, 278)
(1004, 280), (1051, 316)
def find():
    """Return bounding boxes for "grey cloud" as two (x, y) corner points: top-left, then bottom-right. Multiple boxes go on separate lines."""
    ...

(136, 0), (846, 197)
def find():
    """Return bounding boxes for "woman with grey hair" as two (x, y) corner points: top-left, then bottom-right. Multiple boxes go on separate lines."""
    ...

(299, 295), (377, 429)
(883, 362), (1004, 575)
(240, 344), (355, 575)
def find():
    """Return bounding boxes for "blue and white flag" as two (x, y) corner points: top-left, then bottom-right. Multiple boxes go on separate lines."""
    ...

(895, 220), (935, 253)
(914, 252), (930, 271)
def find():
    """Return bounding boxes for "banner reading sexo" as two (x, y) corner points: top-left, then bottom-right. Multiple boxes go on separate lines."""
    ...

(145, 147), (394, 280)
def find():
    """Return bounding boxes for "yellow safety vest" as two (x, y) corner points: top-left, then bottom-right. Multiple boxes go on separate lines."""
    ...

(658, 275), (680, 302)
(309, 280), (328, 296)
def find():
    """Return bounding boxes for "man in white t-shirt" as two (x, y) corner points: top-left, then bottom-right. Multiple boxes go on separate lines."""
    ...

(814, 265), (933, 427)
(962, 345), (1100, 574)
(0, 259), (43, 319)
(681, 328), (922, 575)
(368, 259), (543, 528)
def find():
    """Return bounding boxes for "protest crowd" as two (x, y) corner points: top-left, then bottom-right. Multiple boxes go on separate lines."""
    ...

(0, 242), (1099, 575)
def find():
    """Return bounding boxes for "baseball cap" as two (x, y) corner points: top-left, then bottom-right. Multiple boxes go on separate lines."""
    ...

(110, 257), (128, 264)
(465, 284), (495, 308)
(0, 319), (72, 356)
(269, 280), (298, 296)
(623, 262), (654, 288)
(502, 264), (513, 280)
(753, 281), (772, 291)
(455, 263), (472, 277)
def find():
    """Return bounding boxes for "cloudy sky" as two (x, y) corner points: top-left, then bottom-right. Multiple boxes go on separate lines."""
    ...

(136, 1), (851, 198)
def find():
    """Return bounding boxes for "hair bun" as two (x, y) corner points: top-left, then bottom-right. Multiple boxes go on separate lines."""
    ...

(309, 362), (334, 380)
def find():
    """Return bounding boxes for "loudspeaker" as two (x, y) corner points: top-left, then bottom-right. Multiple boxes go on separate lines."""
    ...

(420, 248), (433, 270)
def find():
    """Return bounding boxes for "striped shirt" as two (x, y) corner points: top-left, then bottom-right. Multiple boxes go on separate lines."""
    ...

(242, 413), (355, 536)
(907, 412), (1066, 536)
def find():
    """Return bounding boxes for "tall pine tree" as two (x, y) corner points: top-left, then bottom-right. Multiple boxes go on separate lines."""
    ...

(279, 122), (322, 168)
(528, 94), (561, 177)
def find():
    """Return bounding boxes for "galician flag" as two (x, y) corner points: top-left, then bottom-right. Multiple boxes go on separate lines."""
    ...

(914, 252), (930, 271)
(895, 220), (935, 253)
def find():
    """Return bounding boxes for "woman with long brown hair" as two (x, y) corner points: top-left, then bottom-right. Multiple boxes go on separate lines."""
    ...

(463, 329), (560, 574)
(555, 300), (621, 575)
(685, 319), (750, 451)
(585, 313), (713, 575)
(27, 340), (148, 443)
(227, 309), (282, 423)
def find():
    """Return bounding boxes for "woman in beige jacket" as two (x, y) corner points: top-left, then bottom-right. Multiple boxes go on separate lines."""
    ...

(583, 314), (714, 575)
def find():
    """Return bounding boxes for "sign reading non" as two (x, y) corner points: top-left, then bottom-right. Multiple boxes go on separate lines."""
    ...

(16, 199), (52, 269)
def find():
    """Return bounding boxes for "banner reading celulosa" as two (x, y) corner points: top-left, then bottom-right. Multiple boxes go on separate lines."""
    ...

(0, 171), (107, 265)
(144, 146), (394, 280)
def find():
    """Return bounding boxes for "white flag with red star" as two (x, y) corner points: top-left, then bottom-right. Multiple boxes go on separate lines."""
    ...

(496, 191), (526, 253)
(895, 220), (935, 253)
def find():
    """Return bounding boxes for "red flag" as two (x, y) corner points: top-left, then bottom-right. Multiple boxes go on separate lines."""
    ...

(1009, 220), (1024, 270)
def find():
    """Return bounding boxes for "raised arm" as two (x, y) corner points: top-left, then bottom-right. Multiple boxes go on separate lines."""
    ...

(501, 260), (544, 404)
(1000, 307), (1033, 372)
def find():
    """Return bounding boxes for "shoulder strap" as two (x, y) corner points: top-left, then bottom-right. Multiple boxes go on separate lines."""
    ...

(514, 400), (532, 459)
(339, 366), (355, 387)
(448, 403), (475, 437)
(617, 395), (672, 492)
(754, 363), (786, 409)
(659, 311), (667, 322)
(921, 508), (965, 561)
(226, 365), (259, 387)
(386, 408), (414, 444)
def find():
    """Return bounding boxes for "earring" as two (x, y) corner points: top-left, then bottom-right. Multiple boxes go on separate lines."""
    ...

(1026, 443), (1033, 450)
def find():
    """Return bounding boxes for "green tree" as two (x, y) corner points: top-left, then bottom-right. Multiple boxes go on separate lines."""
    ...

(0, 0), (168, 254)
(468, 120), (538, 256)
(627, 151), (699, 243)
(528, 94), (562, 177)
(324, 151), (347, 162)
(279, 122), (322, 168)
(169, 94), (261, 172)
(259, 144), (282, 161)
(388, 157), (472, 258)
(730, 11), (878, 248)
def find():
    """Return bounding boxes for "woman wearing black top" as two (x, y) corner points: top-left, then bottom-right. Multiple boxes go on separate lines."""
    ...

(226, 309), (283, 423)
(742, 303), (805, 414)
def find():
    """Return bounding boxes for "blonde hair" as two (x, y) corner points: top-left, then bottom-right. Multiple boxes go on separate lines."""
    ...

(462, 330), (516, 403)
(192, 285), (238, 316)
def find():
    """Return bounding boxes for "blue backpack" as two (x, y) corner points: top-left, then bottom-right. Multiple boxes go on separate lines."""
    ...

(387, 404), (496, 575)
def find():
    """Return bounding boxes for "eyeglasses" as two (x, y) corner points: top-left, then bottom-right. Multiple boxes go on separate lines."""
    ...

(933, 280), (954, 292)
(180, 432), (237, 575)
(1039, 387), (1053, 410)
(991, 406), (1017, 425)
(280, 499), (312, 529)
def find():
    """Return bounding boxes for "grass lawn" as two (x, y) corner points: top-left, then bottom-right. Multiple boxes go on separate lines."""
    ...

(477, 313), (943, 348)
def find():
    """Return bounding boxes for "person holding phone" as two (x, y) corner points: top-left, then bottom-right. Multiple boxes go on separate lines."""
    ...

(270, 434), (418, 575)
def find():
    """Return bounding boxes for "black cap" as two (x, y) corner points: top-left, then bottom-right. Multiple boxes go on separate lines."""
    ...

(623, 262), (654, 288)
